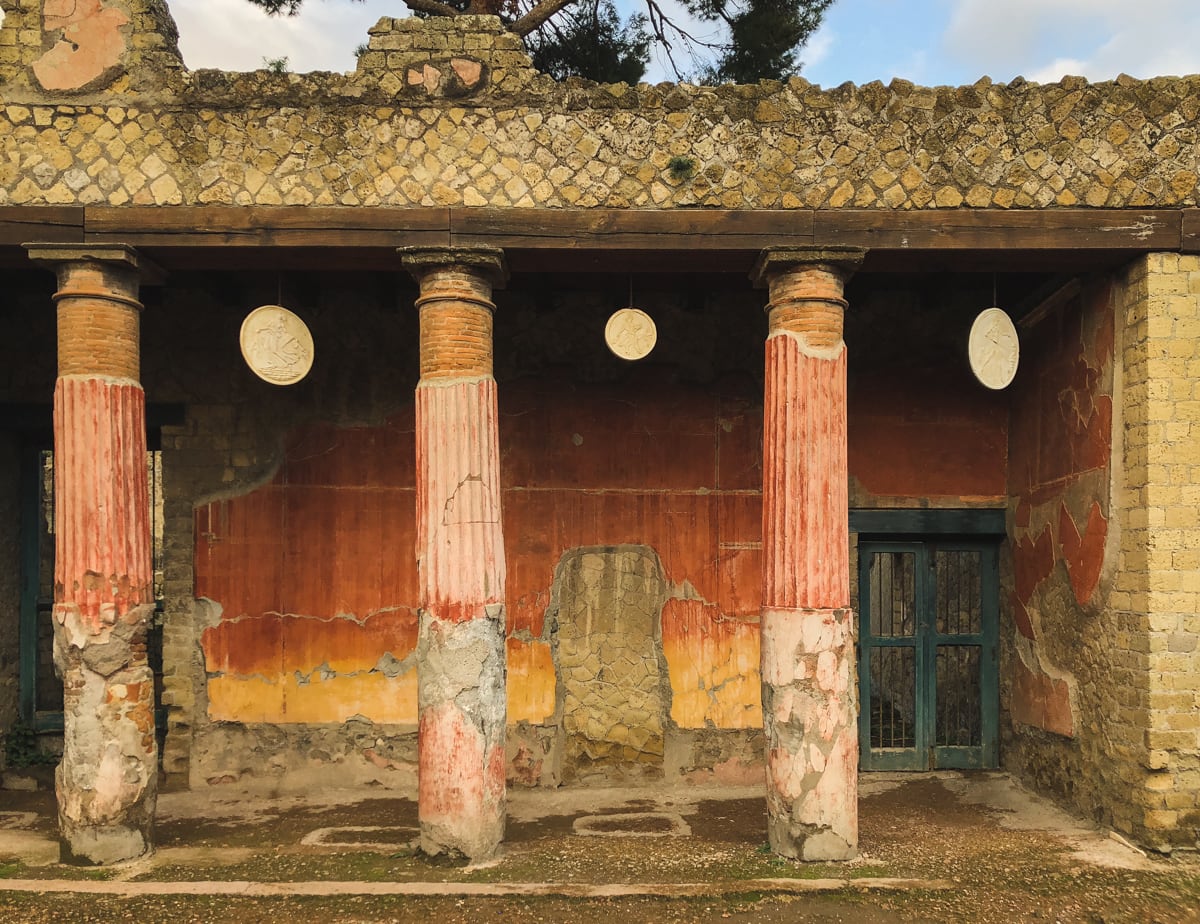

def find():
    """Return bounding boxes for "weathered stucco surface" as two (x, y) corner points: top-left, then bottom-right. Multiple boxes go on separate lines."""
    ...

(1002, 278), (1118, 819)
(2, 0), (1198, 856)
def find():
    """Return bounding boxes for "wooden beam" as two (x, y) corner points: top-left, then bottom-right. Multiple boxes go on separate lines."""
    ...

(83, 206), (452, 248)
(451, 208), (815, 250)
(0, 207), (84, 245)
(1015, 276), (1082, 329)
(814, 209), (1183, 251)
(1183, 211), (1200, 253)
(2, 205), (1196, 261)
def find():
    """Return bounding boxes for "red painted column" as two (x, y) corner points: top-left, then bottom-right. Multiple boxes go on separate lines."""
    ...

(752, 246), (865, 861)
(400, 246), (508, 861)
(26, 244), (157, 865)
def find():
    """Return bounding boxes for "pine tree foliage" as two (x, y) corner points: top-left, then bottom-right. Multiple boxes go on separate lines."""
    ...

(244, 0), (834, 85)
(524, 1), (650, 84)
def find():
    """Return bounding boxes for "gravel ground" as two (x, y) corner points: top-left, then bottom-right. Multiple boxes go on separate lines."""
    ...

(1, 773), (1197, 923)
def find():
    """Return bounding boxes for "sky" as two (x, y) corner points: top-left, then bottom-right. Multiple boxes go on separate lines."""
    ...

(26, 1), (1200, 87)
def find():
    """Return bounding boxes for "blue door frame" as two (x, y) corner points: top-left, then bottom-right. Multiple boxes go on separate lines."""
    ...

(856, 531), (1000, 771)
(17, 439), (169, 736)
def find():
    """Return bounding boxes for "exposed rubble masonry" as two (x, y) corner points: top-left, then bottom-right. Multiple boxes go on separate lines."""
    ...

(754, 247), (864, 862)
(549, 547), (668, 784)
(402, 246), (508, 861)
(25, 244), (156, 864)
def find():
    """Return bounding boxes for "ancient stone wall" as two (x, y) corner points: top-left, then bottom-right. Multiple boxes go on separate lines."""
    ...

(1001, 277), (1122, 829)
(0, 7), (1197, 210)
(1105, 254), (1200, 851)
(0, 0), (182, 96)
(2, 1), (1195, 844)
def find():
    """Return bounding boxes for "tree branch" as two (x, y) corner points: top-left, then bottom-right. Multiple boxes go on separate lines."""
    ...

(510, 0), (576, 36)
(403, 0), (466, 18)
(643, 0), (722, 79)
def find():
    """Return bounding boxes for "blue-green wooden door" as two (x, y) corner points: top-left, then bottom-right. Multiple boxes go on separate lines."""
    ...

(857, 540), (998, 771)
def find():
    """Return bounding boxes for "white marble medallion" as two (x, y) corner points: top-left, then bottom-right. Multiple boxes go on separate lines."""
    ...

(968, 307), (1019, 390)
(605, 307), (657, 361)
(240, 305), (314, 385)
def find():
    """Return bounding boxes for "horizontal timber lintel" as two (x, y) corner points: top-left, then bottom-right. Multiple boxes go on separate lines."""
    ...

(1, 206), (1193, 269)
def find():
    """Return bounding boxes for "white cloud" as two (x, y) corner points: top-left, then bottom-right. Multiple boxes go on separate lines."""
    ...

(1026, 57), (1088, 84)
(799, 28), (833, 74)
(941, 0), (1200, 82)
(170, 0), (395, 73)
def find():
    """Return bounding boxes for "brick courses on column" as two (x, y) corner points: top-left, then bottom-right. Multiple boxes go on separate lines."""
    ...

(400, 245), (508, 861)
(752, 246), (865, 861)
(1112, 252), (1200, 851)
(25, 244), (157, 865)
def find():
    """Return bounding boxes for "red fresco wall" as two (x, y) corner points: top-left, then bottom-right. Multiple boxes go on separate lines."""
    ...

(1006, 282), (1116, 737)
(195, 366), (1011, 731)
(196, 413), (422, 723)
(849, 369), (1008, 504)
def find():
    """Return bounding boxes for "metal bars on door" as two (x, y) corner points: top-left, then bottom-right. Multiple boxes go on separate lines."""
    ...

(857, 540), (998, 771)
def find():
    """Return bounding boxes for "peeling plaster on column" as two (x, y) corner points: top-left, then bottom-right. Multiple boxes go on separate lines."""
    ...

(774, 329), (847, 363)
(416, 609), (506, 859)
(754, 247), (863, 862)
(404, 247), (509, 861)
(760, 606), (857, 860)
(415, 378), (508, 858)
(54, 602), (157, 865)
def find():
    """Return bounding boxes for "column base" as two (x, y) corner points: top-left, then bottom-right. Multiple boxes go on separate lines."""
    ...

(54, 605), (158, 866)
(766, 815), (857, 862)
(761, 606), (858, 861)
(59, 821), (152, 866)
(417, 608), (507, 861)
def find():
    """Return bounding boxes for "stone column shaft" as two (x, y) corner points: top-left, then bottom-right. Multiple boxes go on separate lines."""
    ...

(26, 244), (157, 866)
(752, 247), (864, 861)
(401, 246), (508, 861)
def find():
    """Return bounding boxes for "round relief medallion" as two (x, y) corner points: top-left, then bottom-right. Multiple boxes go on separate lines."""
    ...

(605, 308), (657, 361)
(968, 307), (1020, 390)
(239, 305), (315, 386)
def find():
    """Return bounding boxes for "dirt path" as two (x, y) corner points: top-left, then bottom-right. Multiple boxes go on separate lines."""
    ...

(2, 773), (1197, 922)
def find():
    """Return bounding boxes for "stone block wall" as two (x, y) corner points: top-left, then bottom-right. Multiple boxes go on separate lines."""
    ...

(0, 7), (1198, 210)
(1108, 254), (1200, 850)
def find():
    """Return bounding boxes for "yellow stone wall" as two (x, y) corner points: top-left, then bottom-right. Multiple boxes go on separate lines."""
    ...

(1112, 253), (1200, 850)
(0, 10), (1198, 210)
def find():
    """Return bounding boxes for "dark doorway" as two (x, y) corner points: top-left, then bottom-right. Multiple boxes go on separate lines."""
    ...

(857, 538), (999, 770)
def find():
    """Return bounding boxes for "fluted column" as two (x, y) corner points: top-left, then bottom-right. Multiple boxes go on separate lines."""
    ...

(751, 246), (865, 861)
(25, 244), (157, 865)
(400, 246), (508, 861)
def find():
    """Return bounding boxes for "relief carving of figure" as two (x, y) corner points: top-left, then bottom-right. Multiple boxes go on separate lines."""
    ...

(32, 0), (130, 92)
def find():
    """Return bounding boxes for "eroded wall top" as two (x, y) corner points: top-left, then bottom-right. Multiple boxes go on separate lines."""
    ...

(0, 1), (1198, 209)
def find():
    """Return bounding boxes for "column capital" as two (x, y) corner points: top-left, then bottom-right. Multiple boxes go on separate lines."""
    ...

(398, 245), (509, 288)
(24, 243), (165, 284)
(750, 246), (866, 289)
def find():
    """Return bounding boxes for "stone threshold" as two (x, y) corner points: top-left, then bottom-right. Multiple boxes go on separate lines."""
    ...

(0, 876), (953, 898)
